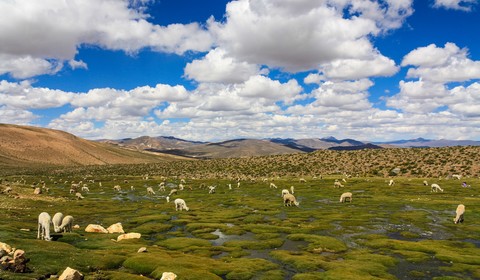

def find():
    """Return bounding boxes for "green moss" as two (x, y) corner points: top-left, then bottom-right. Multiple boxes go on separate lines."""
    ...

(270, 250), (326, 272)
(132, 223), (172, 234)
(2, 174), (480, 279)
(158, 237), (212, 250)
(223, 238), (283, 250)
(393, 250), (430, 262)
(287, 234), (347, 253)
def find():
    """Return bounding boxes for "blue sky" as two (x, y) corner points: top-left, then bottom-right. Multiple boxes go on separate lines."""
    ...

(1, 0), (480, 141)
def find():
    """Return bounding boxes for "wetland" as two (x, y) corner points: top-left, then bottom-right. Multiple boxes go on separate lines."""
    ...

(1, 172), (479, 279)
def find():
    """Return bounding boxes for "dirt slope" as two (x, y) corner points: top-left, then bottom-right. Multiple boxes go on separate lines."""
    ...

(0, 124), (184, 167)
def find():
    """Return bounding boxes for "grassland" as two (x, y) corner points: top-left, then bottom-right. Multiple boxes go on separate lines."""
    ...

(1, 169), (479, 279)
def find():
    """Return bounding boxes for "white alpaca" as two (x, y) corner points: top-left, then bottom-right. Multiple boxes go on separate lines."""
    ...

(168, 189), (177, 196)
(81, 186), (90, 192)
(388, 179), (394, 186)
(281, 189), (290, 197)
(454, 204), (465, 224)
(52, 212), (64, 233)
(166, 196), (170, 203)
(158, 182), (165, 192)
(423, 180), (428, 186)
(431, 183), (444, 192)
(299, 178), (306, 183)
(452, 174), (462, 180)
(208, 186), (216, 194)
(59, 215), (74, 233)
(269, 182), (277, 189)
(113, 185), (121, 192)
(290, 185), (295, 194)
(339, 192), (353, 203)
(334, 180), (344, 188)
(228, 183), (232, 190)
(174, 198), (189, 211)
(37, 212), (52, 241)
(237, 182), (241, 188)
(75, 192), (84, 199)
(131, 185), (135, 191)
(146, 187), (155, 195)
(283, 193), (299, 207)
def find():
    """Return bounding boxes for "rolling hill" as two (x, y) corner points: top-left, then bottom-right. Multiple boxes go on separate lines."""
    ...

(152, 139), (306, 158)
(0, 124), (186, 168)
(101, 136), (205, 150)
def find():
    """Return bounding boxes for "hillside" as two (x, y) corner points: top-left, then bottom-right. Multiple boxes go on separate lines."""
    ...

(103, 136), (205, 150)
(52, 145), (480, 179)
(155, 139), (305, 158)
(0, 124), (187, 168)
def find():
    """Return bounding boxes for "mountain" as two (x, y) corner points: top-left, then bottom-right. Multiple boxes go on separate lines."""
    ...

(100, 135), (205, 150)
(375, 138), (480, 148)
(154, 139), (306, 158)
(0, 124), (186, 168)
(270, 137), (370, 150)
(328, 143), (383, 151)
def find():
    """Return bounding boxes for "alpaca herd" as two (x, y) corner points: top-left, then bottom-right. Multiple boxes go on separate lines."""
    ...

(38, 212), (74, 241)
(32, 175), (468, 244)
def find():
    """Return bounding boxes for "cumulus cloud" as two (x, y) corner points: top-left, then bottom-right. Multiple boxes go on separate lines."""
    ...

(319, 55), (398, 80)
(155, 75), (302, 120)
(0, 0), (213, 78)
(184, 48), (267, 83)
(402, 43), (480, 83)
(433, 0), (477, 11)
(210, 0), (411, 72)
(287, 79), (374, 116)
(68, 59), (88, 70)
(0, 106), (38, 124)
(0, 54), (62, 79)
(64, 84), (190, 121)
(0, 80), (74, 109)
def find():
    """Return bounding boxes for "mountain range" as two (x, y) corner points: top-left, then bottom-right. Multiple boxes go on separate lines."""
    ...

(101, 134), (480, 159)
(2, 124), (480, 168)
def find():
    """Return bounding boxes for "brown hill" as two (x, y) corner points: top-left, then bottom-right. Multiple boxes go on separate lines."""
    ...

(158, 139), (305, 158)
(103, 135), (204, 150)
(0, 124), (186, 168)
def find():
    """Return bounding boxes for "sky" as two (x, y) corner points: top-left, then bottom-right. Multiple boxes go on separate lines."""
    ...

(1, 0), (480, 142)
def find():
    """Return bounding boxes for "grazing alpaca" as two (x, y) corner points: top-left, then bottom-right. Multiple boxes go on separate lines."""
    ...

(453, 204), (465, 224)
(283, 193), (299, 207)
(174, 198), (189, 211)
(37, 212), (52, 241)
(339, 192), (352, 203)
(431, 183), (444, 192)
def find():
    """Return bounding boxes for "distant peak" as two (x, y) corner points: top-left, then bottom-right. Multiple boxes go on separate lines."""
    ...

(413, 137), (430, 142)
(321, 136), (337, 141)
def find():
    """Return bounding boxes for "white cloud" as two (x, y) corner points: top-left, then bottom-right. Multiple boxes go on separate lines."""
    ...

(155, 75), (302, 120)
(402, 43), (480, 83)
(210, 0), (411, 72)
(68, 59), (88, 70)
(319, 55), (398, 80)
(0, 80), (74, 109)
(287, 79), (374, 116)
(64, 84), (190, 121)
(184, 48), (265, 83)
(433, 0), (477, 11)
(0, 54), (62, 79)
(0, 105), (38, 124)
(0, 0), (213, 78)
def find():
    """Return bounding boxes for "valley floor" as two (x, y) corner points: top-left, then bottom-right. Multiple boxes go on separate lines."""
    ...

(1, 175), (479, 279)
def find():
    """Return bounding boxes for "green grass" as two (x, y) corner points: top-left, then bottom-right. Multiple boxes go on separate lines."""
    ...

(1, 174), (479, 279)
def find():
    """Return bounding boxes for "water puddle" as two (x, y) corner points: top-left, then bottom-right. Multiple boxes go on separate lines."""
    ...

(210, 229), (255, 246)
